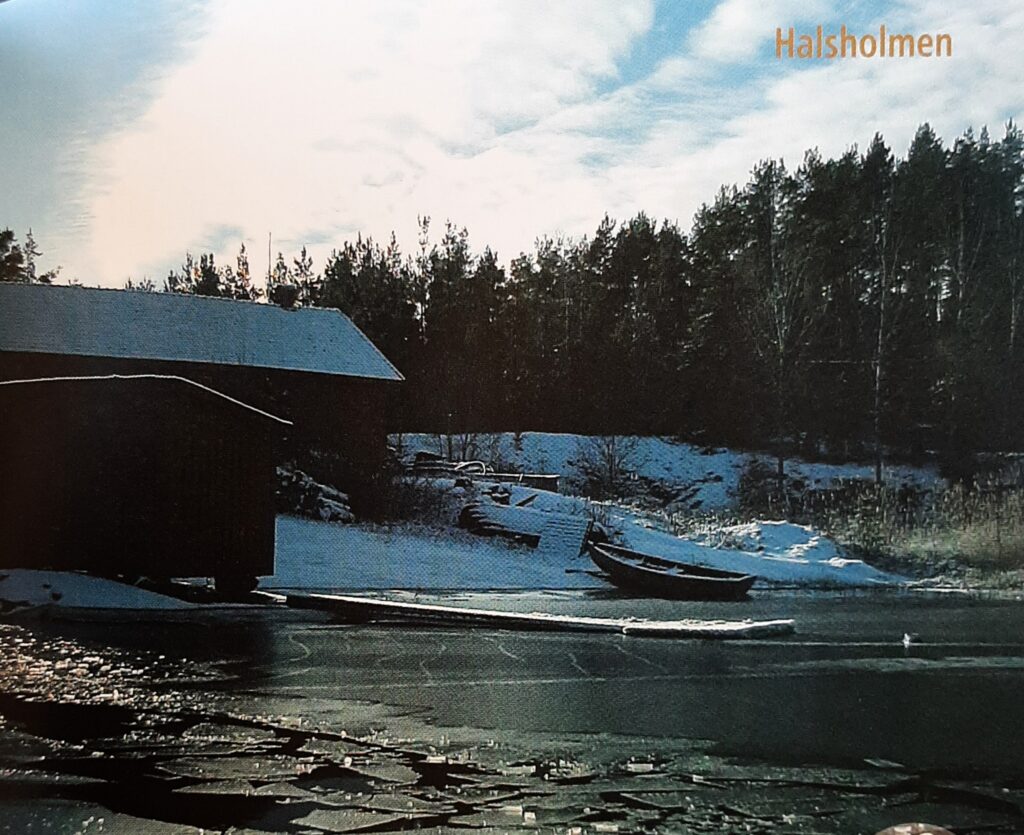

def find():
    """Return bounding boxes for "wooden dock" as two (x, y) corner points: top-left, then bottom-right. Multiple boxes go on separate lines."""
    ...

(285, 593), (795, 639)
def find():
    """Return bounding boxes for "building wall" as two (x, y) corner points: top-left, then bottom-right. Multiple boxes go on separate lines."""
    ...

(0, 376), (278, 580)
(0, 351), (396, 509)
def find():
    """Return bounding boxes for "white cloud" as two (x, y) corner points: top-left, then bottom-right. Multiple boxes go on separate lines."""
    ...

(572, 0), (1024, 227)
(65, 0), (1024, 286)
(688, 0), (829, 63)
(77, 0), (653, 283)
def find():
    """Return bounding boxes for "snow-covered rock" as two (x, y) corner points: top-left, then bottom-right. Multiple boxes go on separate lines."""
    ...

(277, 466), (354, 523)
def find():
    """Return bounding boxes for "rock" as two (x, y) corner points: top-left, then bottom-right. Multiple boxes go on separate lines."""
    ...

(277, 466), (354, 524)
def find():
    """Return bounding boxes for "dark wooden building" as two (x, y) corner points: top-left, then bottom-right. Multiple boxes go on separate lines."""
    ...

(0, 375), (289, 589)
(0, 283), (404, 506)
(0, 283), (403, 587)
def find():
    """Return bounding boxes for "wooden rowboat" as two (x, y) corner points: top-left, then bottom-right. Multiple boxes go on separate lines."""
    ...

(588, 543), (756, 601)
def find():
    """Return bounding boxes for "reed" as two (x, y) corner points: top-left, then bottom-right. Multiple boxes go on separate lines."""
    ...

(752, 474), (1024, 573)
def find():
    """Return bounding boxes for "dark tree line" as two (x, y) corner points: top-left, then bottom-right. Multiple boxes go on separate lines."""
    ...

(270, 124), (1022, 476)
(16, 122), (1023, 475)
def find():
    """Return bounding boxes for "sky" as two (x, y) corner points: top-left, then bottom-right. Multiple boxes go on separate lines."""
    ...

(2, 0), (1022, 287)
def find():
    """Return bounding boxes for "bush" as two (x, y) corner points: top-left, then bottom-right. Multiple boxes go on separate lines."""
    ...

(895, 484), (1024, 571)
(378, 474), (476, 526)
(574, 435), (642, 499)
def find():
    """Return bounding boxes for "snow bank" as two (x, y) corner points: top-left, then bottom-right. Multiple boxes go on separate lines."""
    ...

(616, 518), (900, 586)
(0, 570), (195, 610)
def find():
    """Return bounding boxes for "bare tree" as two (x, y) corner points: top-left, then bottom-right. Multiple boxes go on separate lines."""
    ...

(868, 188), (905, 484)
(575, 435), (640, 498)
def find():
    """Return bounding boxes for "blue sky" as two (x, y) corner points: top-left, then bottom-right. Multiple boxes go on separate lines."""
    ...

(2, 0), (1021, 286)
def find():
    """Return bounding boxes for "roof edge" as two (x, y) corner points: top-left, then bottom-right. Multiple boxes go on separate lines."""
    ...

(0, 374), (293, 425)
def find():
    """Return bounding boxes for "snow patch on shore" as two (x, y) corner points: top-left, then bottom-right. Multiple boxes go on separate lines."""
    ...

(0, 570), (195, 610)
(617, 518), (899, 586)
(267, 516), (599, 591)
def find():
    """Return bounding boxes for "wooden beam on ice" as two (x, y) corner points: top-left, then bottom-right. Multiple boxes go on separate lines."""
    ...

(285, 593), (795, 639)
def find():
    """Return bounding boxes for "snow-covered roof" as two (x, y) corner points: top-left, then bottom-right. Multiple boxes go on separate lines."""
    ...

(0, 283), (403, 381)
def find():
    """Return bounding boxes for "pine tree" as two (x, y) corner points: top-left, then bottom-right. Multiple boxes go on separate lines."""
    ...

(792, 148), (871, 457)
(164, 252), (220, 296)
(0, 229), (26, 282)
(318, 235), (419, 384)
(860, 135), (903, 482)
(23, 229), (58, 284)
(267, 252), (295, 306)
(292, 246), (317, 305)
(688, 187), (757, 445)
(220, 243), (260, 301)
(0, 228), (58, 283)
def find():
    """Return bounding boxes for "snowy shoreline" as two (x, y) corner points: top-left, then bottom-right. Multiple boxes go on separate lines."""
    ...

(6, 432), (1003, 617)
(269, 512), (903, 592)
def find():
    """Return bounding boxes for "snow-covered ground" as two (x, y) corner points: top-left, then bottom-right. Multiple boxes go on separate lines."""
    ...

(615, 518), (898, 586)
(0, 570), (195, 610)
(398, 432), (942, 511)
(267, 516), (599, 591)
(340, 432), (917, 588)
(0, 511), (898, 615)
(269, 504), (901, 591)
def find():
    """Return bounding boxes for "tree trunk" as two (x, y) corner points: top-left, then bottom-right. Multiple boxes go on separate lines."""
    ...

(873, 300), (885, 486)
(775, 364), (787, 503)
(1010, 263), (1020, 355)
(873, 218), (891, 486)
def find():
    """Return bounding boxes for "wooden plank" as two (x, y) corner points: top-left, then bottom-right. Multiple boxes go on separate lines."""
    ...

(535, 516), (592, 559)
(285, 593), (795, 639)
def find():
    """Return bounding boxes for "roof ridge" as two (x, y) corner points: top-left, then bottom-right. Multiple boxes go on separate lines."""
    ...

(5, 281), (354, 317)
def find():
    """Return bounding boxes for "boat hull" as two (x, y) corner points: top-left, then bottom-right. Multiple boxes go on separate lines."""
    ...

(589, 544), (755, 601)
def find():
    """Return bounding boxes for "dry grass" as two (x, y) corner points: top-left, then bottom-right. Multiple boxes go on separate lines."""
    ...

(890, 487), (1024, 570)
(818, 482), (1024, 574)
(732, 457), (1024, 576)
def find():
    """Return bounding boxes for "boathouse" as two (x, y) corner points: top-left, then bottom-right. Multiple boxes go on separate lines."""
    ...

(0, 283), (404, 507)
